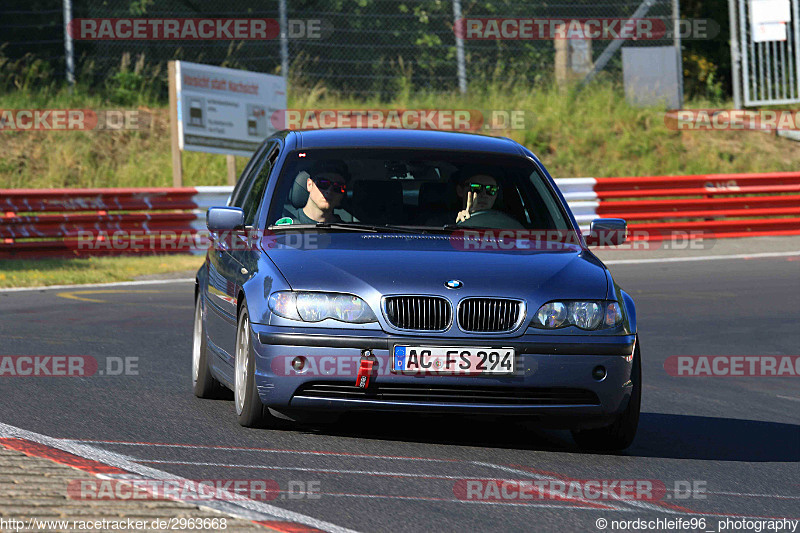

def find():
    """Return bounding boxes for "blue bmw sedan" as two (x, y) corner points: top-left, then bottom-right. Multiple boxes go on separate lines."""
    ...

(193, 128), (640, 450)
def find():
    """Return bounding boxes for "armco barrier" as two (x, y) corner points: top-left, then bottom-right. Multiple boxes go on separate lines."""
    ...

(562, 171), (800, 239)
(1, 172), (799, 258)
(0, 187), (230, 259)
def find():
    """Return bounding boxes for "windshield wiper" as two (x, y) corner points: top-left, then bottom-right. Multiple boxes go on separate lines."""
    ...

(441, 224), (494, 231)
(380, 224), (453, 234)
(267, 222), (376, 232)
(268, 222), (476, 234)
(268, 222), (423, 234)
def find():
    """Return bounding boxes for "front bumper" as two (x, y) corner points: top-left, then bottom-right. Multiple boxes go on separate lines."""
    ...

(252, 325), (636, 428)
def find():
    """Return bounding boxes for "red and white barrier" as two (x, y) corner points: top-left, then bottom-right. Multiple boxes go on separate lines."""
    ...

(0, 186), (230, 259)
(2, 171), (799, 259)
(556, 172), (800, 239)
(554, 178), (599, 226)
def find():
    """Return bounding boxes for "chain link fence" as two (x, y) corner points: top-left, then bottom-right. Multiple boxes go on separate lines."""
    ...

(1, 0), (675, 99)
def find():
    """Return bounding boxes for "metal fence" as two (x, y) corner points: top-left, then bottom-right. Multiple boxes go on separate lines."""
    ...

(1, 0), (676, 99)
(730, 0), (800, 106)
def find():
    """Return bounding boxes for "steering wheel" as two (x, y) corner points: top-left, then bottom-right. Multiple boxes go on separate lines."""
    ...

(456, 210), (523, 229)
(456, 210), (492, 226)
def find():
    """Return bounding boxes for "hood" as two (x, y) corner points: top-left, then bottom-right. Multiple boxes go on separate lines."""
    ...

(263, 233), (608, 304)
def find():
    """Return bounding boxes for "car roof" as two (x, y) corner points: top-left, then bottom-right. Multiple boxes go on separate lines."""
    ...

(289, 129), (525, 155)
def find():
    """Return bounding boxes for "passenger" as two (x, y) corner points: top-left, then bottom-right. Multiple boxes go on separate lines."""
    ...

(295, 160), (349, 224)
(455, 171), (501, 223)
(452, 168), (524, 228)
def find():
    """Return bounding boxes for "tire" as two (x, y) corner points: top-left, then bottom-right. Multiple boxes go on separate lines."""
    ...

(572, 338), (641, 451)
(234, 303), (274, 427)
(192, 295), (220, 398)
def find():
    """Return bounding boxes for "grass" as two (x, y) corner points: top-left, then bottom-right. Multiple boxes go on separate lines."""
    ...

(2, 81), (800, 190)
(0, 255), (204, 288)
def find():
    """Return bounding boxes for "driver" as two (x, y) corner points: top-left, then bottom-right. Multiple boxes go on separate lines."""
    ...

(295, 160), (349, 224)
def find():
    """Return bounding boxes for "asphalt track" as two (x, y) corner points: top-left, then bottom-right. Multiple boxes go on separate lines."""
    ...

(1, 252), (799, 532)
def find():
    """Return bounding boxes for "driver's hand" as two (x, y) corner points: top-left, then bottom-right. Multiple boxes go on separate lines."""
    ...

(456, 191), (476, 223)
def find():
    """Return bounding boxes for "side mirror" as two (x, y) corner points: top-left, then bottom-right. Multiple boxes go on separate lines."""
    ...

(586, 218), (627, 247)
(207, 207), (245, 232)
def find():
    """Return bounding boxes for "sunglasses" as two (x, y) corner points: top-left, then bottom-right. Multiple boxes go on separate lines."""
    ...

(468, 183), (499, 196)
(313, 178), (346, 194)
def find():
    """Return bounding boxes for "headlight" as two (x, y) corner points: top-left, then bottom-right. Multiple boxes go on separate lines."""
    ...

(604, 302), (623, 328)
(533, 300), (623, 330)
(269, 291), (377, 324)
(535, 302), (568, 328)
(296, 292), (330, 322)
(569, 302), (603, 329)
(268, 292), (300, 321)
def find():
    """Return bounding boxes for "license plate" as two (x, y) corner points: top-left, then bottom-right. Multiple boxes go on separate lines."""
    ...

(392, 346), (515, 375)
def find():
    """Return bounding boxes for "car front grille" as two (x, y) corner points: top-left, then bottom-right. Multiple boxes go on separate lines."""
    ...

(457, 298), (523, 333)
(384, 296), (451, 331)
(293, 382), (600, 406)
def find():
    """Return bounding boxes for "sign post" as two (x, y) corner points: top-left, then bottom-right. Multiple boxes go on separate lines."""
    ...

(226, 155), (237, 185)
(168, 60), (288, 187)
(168, 61), (183, 187)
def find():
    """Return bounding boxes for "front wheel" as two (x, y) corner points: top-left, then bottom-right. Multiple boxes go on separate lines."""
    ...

(234, 304), (274, 427)
(572, 338), (641, 451)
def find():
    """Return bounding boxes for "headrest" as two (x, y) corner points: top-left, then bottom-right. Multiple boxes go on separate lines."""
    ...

(289, 171), (310, 208)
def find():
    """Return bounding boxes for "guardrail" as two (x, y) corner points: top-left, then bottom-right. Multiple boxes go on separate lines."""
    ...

(0, 187), (230, 259)
(2, 171), (799, 259)
(561, 172), (800, 240)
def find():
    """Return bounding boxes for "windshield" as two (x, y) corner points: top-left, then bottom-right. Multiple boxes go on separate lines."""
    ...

(265, 149), (573, 232)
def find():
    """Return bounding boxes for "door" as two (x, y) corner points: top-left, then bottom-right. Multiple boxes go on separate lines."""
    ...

(204, 141), (275, 373)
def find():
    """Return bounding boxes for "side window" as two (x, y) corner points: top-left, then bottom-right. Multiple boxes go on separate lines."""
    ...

(229, 142), (272, 208)
(528, 170), (570, 230)
(241, 143), (279, 226)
